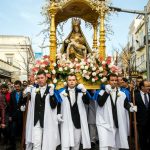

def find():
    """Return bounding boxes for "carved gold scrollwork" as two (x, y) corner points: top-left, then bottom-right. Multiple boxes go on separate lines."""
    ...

(48, 3), (58, 69)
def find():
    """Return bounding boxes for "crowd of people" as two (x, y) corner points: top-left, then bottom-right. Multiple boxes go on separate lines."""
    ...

(0, 80), (29, 149)
(0, 71), (150, 150)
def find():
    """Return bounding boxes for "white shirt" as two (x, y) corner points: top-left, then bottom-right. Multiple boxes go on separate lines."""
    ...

(110, 88), (117, 104)
(39, 85), (47, 97)
(68, 87), (75, 106)
(140, 90), (149, 104)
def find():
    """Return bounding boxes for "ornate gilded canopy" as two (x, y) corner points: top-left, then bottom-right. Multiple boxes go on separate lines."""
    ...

(48, 0), (109, 25)
(48, 0), (110, 70)
(44, 0), (111, 89)
(55, 0), (99, 26)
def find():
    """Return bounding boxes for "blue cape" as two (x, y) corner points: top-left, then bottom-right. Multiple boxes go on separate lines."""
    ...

(58, 87), (93, 103)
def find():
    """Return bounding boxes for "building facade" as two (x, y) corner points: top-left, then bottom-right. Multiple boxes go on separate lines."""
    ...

(0, 35), (35, 81)
(121, 15), (147, 78)
(0, 59), (20, 82)
(129, 15), (146, 75)
(118, 0), (150, 79)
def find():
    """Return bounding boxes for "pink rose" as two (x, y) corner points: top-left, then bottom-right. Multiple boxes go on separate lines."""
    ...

(106, 56), (111, 65)
(46, 73), (51, 78)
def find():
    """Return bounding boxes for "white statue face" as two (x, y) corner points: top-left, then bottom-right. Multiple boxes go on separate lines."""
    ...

(74, 25), (79, 33)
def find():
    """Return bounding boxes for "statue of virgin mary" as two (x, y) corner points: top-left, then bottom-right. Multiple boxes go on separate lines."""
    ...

(60, 18), (92, 60)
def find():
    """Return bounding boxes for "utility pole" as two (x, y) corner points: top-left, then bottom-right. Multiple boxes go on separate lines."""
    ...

(26, 47), (29, 81)
(108, 5), (150, 150)
(144, 6), (150, 81)
(109, 5), (150, 81)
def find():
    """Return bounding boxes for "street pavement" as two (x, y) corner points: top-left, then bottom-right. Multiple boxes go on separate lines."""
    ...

(0, 142), (99, 150)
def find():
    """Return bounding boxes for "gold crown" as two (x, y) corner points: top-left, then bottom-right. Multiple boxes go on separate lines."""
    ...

(72, 18), (81, 26)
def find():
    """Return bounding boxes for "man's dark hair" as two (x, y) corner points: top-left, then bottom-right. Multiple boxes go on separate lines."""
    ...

(66, 73), (77, 81)
(137, 76), (143, 80)
(36, 70), (46, 76)
(14, 80), (22, 86)
(107, 73), (118, 81)
(122, 77), (129, 83)
(139, 80), (146, 90)
(1, 84), (8, 89)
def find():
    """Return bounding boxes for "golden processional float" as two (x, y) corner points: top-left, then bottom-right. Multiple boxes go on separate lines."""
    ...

(47, 0), (111, 89)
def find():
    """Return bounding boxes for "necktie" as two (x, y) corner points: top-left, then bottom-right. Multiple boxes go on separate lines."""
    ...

(144, 94), (149, 109)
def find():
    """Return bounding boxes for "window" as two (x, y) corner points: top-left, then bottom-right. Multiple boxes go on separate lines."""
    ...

(141, 54), (145, 63)
(137, 58), (140, 66)
(5, 54), (14, 65)
(139, 31), (144, 46)
(6, 57), (13, 65)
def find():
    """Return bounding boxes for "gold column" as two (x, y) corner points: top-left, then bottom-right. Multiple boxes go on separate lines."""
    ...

(92, 22), (98, 50)
(49, 5), (57, 69)
(99, 10), (106, 60)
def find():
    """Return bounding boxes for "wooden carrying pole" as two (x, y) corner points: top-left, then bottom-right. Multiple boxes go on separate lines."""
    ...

(21, 93), (31, 150)
(129, 89), (133, 149)
(132, 89), (139, 150)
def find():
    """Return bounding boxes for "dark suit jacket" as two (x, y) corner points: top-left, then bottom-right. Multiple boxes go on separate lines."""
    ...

(0, 93), (6, 124)
(9, 90), (24, 120)
(135, 91), (150, 126)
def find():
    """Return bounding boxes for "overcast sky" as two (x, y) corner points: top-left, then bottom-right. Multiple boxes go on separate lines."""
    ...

(0, 0), (148, 56)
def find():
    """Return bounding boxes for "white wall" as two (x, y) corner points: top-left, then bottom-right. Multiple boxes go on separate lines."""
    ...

(0, 35), (35, 81)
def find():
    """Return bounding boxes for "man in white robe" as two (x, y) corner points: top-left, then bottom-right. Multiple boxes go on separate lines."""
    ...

(96, 73), (137, 150)
(25, 70), (60, 150)
(58, 74), (91, 150)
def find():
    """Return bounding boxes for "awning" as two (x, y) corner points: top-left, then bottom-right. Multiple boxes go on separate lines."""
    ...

(0, 68), (11, 77)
